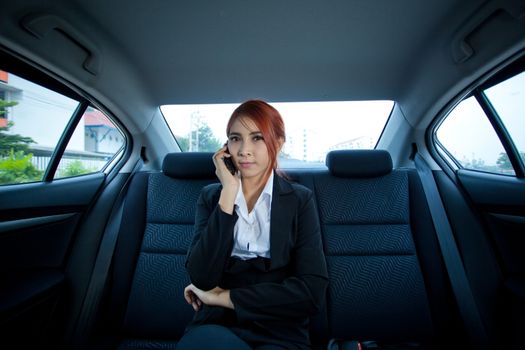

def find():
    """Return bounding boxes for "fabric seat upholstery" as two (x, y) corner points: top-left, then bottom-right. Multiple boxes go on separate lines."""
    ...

(315, 150), (434, 341)
(91, 150), (464, 349)
(97, 153), (218, 349)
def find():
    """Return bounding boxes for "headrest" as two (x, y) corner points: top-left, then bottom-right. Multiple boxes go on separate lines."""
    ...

(162, 152), (216, 179)
(326, 150), (393, 178)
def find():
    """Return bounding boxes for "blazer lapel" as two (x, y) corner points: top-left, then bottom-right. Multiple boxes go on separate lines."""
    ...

(269, 173), (296, 269)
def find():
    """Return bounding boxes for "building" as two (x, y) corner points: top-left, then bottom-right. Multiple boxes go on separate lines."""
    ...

(0, 70), (123, 173)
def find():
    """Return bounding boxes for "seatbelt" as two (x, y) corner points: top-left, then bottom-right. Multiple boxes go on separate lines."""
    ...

(414, 153), (489, 350)
(71, 158), (143, 349)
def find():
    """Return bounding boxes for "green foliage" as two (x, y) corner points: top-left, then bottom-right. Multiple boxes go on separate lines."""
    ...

(176, 123), (221, 152)
(177, 135), (189, 152)
(459, 152), (525, 174)
(497, 152), (512, 170)
(0, 149), (43, 184)
(60, 160), (95, 177)
(497, 152), (525, 171)
(463, 157), (485, 169)
(195, 124), (222, 151)
(0, 99), (35, 156)
(0, 99), (42, 184)
(0, 124), (35, 156)
(0, 99), (18, 117)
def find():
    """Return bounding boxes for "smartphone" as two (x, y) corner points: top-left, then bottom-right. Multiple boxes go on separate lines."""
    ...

(223, 144), (237, 175)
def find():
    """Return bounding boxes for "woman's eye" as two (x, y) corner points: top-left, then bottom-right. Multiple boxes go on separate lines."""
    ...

(253, 135), (264, 141)
(229, 136), (239, 142)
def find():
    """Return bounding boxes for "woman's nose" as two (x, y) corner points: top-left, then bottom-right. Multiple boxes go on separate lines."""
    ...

(238, 142), (252, 156)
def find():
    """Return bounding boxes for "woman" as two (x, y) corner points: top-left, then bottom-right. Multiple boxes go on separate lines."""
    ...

(177, 100), (328, 350)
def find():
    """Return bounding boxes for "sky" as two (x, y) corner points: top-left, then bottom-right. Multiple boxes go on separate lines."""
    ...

(436, 71), (524, 166)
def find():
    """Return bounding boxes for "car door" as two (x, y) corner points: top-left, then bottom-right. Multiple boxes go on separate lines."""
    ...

(0, 49), (128, 347)
(432, 54), (525, 349)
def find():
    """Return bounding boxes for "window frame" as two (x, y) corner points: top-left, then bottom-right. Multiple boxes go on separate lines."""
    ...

(430, 52), (525, 179)
(0, 48), (130, 185)
(474, 90), (524, 178)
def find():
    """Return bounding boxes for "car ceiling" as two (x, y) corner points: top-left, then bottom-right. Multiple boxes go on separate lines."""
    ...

(70, 0), (458, 103)
(1, 0), (525, 132)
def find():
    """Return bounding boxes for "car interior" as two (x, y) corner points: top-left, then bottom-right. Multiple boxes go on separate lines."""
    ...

(1, 1), (524, 350)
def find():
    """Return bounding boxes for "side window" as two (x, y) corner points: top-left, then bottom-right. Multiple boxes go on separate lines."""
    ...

(435, 69), (525, 176)
(0, 69), (125, 185)
(55, 107), (125, 179)
(484, 71), (525, 168)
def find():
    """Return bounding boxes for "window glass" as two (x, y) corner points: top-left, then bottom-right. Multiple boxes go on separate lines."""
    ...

(436, 96), (513, 175)
(0, 70), (125, 185)
(55, 106), (125, 179)
(0, 71), (79, 184)
(0, 90), (8, 122)
(161, 101), (393, 168)
(484, 71), (525, 169)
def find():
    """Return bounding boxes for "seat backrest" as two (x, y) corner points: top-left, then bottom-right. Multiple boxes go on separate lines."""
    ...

(102, 150), (462, 348)
(107, 153), (218, 341)
(305, 150), (436, 343)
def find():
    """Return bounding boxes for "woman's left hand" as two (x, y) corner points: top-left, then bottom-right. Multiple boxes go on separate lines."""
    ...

(183, 284), (234, 311)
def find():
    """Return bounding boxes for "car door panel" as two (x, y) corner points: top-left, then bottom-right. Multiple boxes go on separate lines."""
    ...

(0, 173), (106, 217)
(456, 170), (525, 274)
(0, 173), (105, 271)
(454, 169), (525, 347)
(0, 172), (106, 346)
(457, 170), (525, 209)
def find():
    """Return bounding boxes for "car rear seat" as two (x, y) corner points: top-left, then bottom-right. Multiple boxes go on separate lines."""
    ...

(89, 153), (218, 349)
(289, 150), (467, 349)
(86, 150), (469, 350)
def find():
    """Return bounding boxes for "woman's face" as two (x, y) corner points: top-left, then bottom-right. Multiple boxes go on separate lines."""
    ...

(227, 116), (270, 182)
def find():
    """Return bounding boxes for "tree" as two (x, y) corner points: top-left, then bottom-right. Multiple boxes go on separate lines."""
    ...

(0, 99), (35, 156)
(497, 152), (512, 170)
(497, 152), (525, 171)
(0, 99), (17, 117)
(191, 124), (222, 152)
(0, 98), (42, 184)
(60, 160), (95, 177)
(469, 157), (486, 169)
(0, 149), (43, 184)
(177, 135), (190, 152)
(177, 123), (221, 152)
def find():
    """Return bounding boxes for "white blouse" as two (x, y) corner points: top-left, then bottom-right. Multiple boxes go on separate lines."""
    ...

(231, 172), (273, 259)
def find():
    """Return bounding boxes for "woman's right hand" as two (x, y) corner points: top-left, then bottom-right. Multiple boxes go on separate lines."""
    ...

(213, 145), (240, 214)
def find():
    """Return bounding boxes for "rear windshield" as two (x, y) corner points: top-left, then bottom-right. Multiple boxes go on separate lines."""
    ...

(161, 101), (393, 168)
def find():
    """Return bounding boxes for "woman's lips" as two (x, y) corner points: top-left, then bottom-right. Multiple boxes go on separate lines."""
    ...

(239, 162), (254, 169)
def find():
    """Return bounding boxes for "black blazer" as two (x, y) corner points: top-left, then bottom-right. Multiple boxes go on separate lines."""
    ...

(185, 173), (329, 349)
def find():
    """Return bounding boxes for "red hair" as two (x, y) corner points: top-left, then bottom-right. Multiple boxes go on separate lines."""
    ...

(227, 100), (286, 179)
